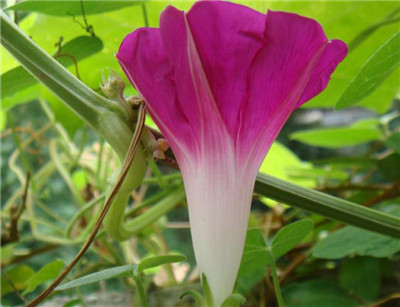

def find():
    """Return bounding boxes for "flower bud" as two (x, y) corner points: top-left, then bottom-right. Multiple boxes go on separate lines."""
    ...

(100, 70), (126, 101)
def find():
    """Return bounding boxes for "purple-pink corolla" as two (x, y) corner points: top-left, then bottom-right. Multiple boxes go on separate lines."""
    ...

(117, 1), (347, 304)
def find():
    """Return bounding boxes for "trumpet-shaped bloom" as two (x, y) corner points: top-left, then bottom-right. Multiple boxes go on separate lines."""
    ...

(117, 1), (347, 305)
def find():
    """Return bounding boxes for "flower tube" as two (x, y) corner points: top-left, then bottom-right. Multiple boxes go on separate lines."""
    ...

(117, 1), (347, 305)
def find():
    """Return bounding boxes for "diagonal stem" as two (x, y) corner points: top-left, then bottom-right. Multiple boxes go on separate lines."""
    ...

(255, 173), (400, 238)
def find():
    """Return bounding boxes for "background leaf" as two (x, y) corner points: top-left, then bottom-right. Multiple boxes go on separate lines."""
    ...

(0, 243), (17, 266)
(271, 220), (314, 259)
(6, 0), (144, 16)
(312, 226), (400, 259)
(339, 257), (381, 303)
(56, 264), (137, 290)
(180, 290), (205, 307)
(337, 33), (400, 109)
(313, 203), (400, 259)
(260, 142), (314, 187)
(347, 7), (400, 51)
(385, 132), (400, 153)
(282, 280), (358, 307)
(23, 259), (64, 295)
(1, 35), (103, 102)
(290, 127), (381, 148)
(221, 293), (247, 307)
(1, 265), (35, 296)
(238, 228), (270, 278)
(378, 153), (400, 180)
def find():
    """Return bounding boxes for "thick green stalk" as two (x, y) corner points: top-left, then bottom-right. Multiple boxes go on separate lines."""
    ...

(0, 10), (130, 158)
(255, 173), (400, 238)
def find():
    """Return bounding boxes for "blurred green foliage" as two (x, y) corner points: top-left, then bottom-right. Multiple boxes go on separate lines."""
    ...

(1, 1), (399, 306)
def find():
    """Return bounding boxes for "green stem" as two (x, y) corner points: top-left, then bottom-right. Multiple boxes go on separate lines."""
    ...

(142, 172), (182, 185)
(0, 11), (132, 159)
(34, 198), (68, 225)
(104, 185), (185, 241)
(99, 237), (125, 265)
(148, 160), (168, 189)
(70, 127), (87, 170)
(267, 248), (285, 307)
(96, 137), (105, 188)
(8, 114), (31, 175)
(133, 275), (149, 307)
(49, 140), (86, 206)
(64, 194), (106, 238)
(125, 188), (173, 217)
(255, 173), (400, 238)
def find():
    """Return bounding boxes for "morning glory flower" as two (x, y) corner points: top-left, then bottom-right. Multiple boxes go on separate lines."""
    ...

(117, 1), (347, 305)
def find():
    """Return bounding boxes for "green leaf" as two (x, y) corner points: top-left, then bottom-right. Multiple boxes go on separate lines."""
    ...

(237, 267), (266, 295)
(312, 226), (400, 259)
(286, 1), (400, 113)
(348, 8), (400, 51)
(271, 220), (314, 259)
(1, 265), (35, 296)
(312, 157), (377, 169)
(1, 85), (41, 110)
(221, 293), (246, 307)
(201, 274), (215, 307)
(351, 118), (381, 129)
(6, 0), (144, 16)
(238, 228), (270, 278)
(237, 230), (270, 297)
(0, 243), (16, 266)
(282, 280), (358, 307)
(385, 132), (400, 153)
(254, 173), (400, 238)
(136, 254), (186, 274)
(72, 169), (89, 191)
(260, 142), (313, 187)
(337, 33), (400, 109)
(313, 203), (400, 259)
(56, 264), (137, 290)
(378, 153), (400, 180)
(1, 35), (103, 100)
(339, 257), (381, 302)
(62, 299), (84, 307)
(44, 88), (86, 137)
(290, 127), (381, 148)
(0, 104), (7, 131)
(180, 290), (205, 307)
(23, 259), (64, 295)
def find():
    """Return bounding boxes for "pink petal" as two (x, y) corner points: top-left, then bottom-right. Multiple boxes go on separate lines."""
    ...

(296, 39), (348, 107)
(159, 6), (233, 158)
(116, 28), (197, 161)
(186, 1), (266, 137)
(238, 11), (346, 167)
